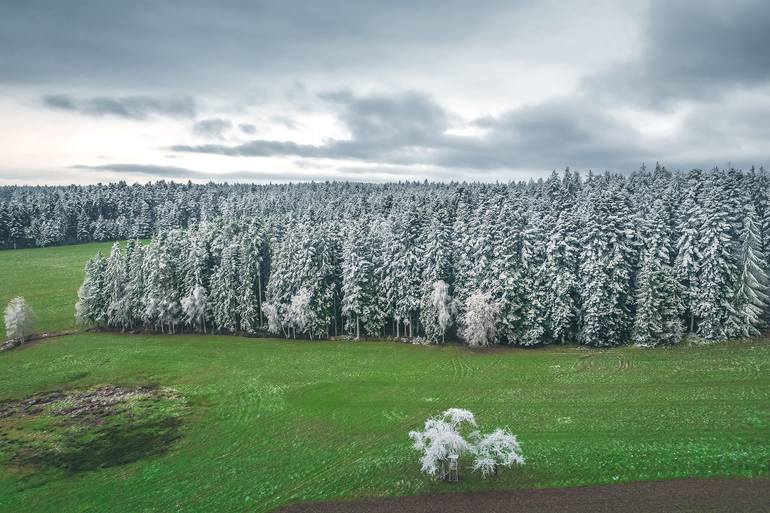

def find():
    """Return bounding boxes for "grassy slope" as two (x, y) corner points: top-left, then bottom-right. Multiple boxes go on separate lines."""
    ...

(0, 245), (769, 513)
(0, 242), (116, 333)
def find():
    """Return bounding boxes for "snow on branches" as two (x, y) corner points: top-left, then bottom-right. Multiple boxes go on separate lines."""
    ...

(409, 408), (523, 480)
(65, 167), (770, 345)
(460, 291), (500, 347)
(4, 297), (36, 342)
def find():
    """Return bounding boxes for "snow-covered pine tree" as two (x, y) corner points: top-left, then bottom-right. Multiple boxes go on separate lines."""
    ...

(76, 252), (109, 326)
(341, 219), (373, 339)
(726, 205), (769, 337)
(578, 179), (636, 346)
(105, 242), (131, 330)
(210, 243), (242, 332)
(695, 180), (739, 340)
(632, 198), (683, 346)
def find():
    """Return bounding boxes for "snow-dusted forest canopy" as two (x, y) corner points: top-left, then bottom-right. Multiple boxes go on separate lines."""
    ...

(10, 165), (770, 346)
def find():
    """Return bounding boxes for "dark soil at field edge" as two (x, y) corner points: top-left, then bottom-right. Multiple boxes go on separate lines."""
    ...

(276, 478), (770, 513)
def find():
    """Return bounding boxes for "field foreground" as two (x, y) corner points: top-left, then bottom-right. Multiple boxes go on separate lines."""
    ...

(1, 334), (768, 513)
(280, 478), (770, 513)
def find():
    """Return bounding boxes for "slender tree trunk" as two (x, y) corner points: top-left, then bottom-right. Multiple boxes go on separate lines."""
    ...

(356, 315), (360, 340)
(257, 272), (263, 327)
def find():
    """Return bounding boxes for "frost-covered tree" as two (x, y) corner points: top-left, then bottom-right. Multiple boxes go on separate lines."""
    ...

(210, 244), (242, 332)
(579, 182), (636, 346)
(632, 199), (683, 346)
(727, 206), (769, 337)
(695, 183), (738, 340)
(181, 285), (209, 333)
(76, 252), (109, 326)
(422, 280), (455, 343)
(460, 291), (499, 347)
(408, 409), (476, 477)
(286, 288), (312, 338)
(261, 302), (284, 337)
(470, 428), (525, 478)
(4, 297), (36, 342)
(105, 242), (131, 330)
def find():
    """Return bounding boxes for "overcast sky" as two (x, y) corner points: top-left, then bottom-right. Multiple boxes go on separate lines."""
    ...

(1, 0), (768, 185)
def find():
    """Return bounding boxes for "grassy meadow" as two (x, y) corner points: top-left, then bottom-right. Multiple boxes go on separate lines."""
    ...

(0, 243), (769, 513)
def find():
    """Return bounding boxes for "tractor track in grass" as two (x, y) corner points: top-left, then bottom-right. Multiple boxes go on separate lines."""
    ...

(262, 416), (418, 511)
(275, 477), (770, 513)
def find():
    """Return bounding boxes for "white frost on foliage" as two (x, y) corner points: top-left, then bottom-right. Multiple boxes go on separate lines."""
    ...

(261, 302), (283, 335)
(4, 297), (36, 341)
(287, 288), (312, 335)
(441, 407), (476, 428)
(460, 291), (500, 347)
(408, 417), (472, 476)
(409, 409), (524, 479)
(181, 285), (209, 332)
(470, 428), (525, 477)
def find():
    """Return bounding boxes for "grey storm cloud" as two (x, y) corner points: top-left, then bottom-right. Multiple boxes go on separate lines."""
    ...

(587, 0), (770, 106)
(0, 1), (506, 88)
(42, 94), (197, 120)
(70, 163), (412, 183)
(171, 90), (650, 171)
(171, 91), (454, 163)
(192, 118), (233, 139)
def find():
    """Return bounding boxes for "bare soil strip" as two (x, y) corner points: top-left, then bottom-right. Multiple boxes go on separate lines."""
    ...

(277, 478), (770, 513)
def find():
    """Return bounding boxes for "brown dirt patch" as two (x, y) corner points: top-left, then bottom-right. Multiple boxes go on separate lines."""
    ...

(276, 478), (770, 513)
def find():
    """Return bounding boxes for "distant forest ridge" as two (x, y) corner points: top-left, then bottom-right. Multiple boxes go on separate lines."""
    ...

(67, 165), (770, 346)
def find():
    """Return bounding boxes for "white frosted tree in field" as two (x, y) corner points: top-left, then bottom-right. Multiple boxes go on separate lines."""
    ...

(460, 290), (499, 347)
(408, 408), (476, 477)
(470, 428), (525, 477)
(181, 285), (209, 333)
(4, 297), (36, 342)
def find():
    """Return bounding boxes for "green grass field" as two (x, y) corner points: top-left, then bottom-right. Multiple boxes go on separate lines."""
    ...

(1, 244), (769, 513)
(0, 242), (116, 333)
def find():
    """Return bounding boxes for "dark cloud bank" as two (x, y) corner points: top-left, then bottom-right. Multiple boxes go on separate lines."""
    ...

(4, 0), (770, 180)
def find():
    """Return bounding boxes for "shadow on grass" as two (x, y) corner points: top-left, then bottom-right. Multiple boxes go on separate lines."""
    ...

(16, 416), (183, 472)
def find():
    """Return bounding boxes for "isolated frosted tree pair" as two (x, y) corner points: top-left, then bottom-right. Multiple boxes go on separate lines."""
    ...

(4, 297), (37, 342)
(409, 408), (524, 479)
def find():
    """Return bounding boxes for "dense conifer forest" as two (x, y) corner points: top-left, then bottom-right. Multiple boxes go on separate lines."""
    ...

(5, 165), (768, 345)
